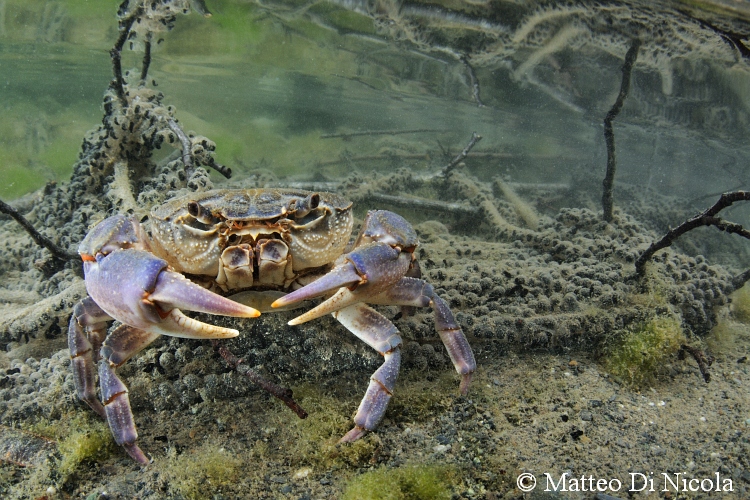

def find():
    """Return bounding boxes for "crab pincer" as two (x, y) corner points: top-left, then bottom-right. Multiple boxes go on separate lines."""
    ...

(272, 241), (412, 323)
(273, 210), (475, 442)
(79, 215), (259, 338)
(70, 215), (259, 463)
(272, 210), (418, 319)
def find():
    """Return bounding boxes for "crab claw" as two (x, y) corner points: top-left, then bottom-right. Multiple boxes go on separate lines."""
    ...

(274, 242), (412, 324)
(84, 248), (259, 339)
(271, 261), (362, 309)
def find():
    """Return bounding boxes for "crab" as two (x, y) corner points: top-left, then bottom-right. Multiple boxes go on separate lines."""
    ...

(68, 188), (476, 463)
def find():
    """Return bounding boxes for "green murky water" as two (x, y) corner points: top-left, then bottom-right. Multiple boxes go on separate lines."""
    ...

(3, 0), (748, 201)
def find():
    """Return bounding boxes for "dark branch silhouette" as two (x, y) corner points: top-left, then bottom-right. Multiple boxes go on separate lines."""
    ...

(602, 39), (641, 222)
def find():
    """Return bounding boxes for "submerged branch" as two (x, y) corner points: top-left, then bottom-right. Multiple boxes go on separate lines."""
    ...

(442, 132), (482, 177)
(167, 120), (232, 179)
(731, 269), (750, 291)
(0, 198), (78, 261)
(204, 157), (233, 178)
(602, 39), (641, 222)
(213, 342), (308, 419)
(110, 6), (142, 107)
(167, 119), (194, 175)
(679, 344), (714, 383)
(634, 191), (750, 278)
(320, 128), (447, 140)
(359, 192), (478, 217)
(461, 55), (485, 108)
(140, 33), (152, 84)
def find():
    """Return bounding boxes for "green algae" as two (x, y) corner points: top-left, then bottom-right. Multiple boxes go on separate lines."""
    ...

(605, 316), (686, 387)
(162, 442), (244, 500)
(29, 414), (116, 479)
(730, 283), (750, 323)
(343, 463), (457, 500)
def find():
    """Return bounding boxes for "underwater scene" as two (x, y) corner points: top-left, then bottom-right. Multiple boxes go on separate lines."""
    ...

(1, 0), (750, 498)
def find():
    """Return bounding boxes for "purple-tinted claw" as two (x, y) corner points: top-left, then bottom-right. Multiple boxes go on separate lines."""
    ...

(83, 248), (257, 340)
(279, 242), (412, 324)
(271, 262), (361, 309)
(149, 270), (260, 318)
(288, 288), (358, 325)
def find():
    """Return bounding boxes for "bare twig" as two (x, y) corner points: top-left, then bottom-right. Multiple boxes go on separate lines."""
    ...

(359, 192), (479, 217)
(442, 132), (482, 177)
(317, 153), (431, 168)
(166, 120), (232, 179)
(731, 269), (750, 291)
(140, 33), (152, 84)
(602, 39), (641, 222)
(110, 6), (142, 107)
(204, 156), (233, 179)
(679, 344), (714, 383)
(316, 152), (567, 168)
(212, 342), (308, 419)
(0, 198), (78, 261)
(461, 55), (485, 108)
(635, 191), (750, 277)
(167, 119), (194, 175)
(320, 129), (447, 140)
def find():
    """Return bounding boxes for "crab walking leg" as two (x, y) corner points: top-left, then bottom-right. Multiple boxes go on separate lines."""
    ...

(68, 297), (112, 418)
(333, 303), (402, 442)
(368, 277), (476, 394)
(98, 325), (161, 464)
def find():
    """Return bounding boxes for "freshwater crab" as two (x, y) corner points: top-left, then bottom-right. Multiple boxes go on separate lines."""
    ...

(68, 188), (476, 463)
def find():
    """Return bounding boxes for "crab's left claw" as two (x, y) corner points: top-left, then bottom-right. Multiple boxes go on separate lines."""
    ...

(271, 243), (411, 325)
(272, 261), (363, 309)
(273, 241), (411, 323)
(273, 210), (419, 324)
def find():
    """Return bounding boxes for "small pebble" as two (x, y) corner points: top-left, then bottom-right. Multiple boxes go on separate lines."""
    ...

(294, 467), (312, 480)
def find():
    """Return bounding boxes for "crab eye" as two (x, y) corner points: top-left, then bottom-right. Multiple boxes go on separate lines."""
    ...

(291, 193), (320, 219)
(187, 201), (200, 217)
(187, 201), (220, 225)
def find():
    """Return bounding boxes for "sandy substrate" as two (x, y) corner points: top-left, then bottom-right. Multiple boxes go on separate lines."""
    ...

(1, 320), (748, 499)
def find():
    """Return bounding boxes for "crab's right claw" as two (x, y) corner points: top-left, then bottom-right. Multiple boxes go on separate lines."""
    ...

(83, 248), (259, 339)
(149, 269), (260, 319)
